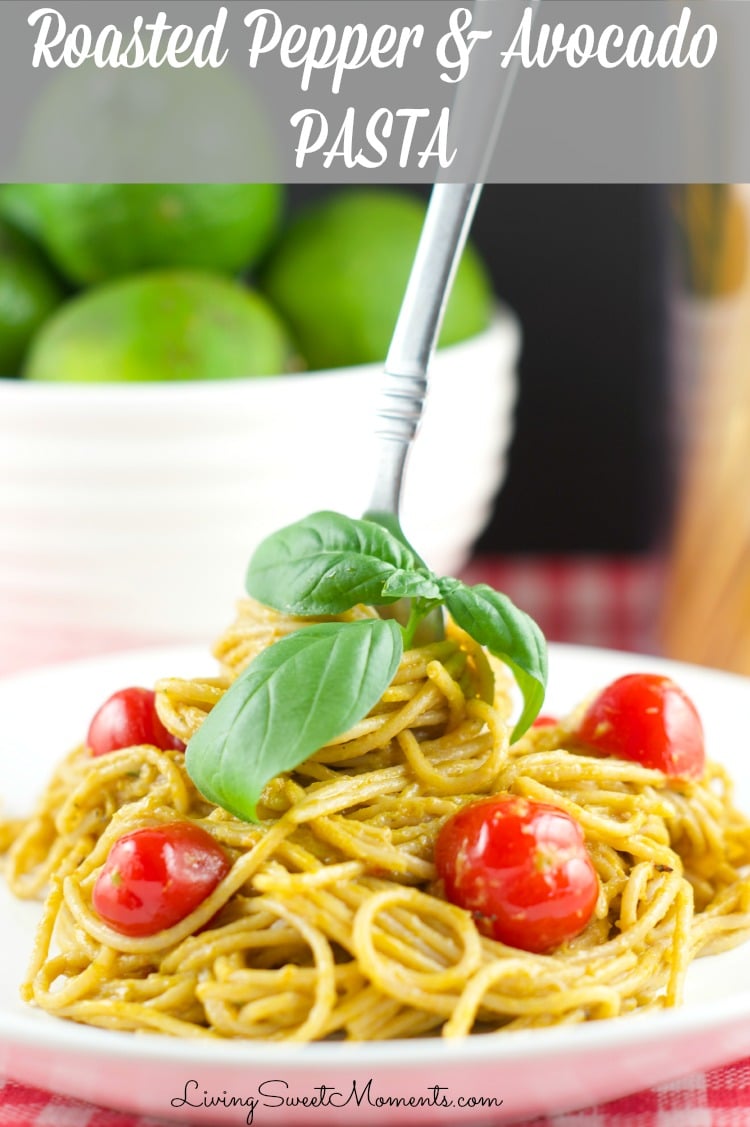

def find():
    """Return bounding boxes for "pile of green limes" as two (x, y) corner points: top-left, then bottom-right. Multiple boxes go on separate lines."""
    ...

(0, 184), (493, 383)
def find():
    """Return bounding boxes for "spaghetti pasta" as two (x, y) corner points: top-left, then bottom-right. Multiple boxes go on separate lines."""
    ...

(2, 596), (750, 1040)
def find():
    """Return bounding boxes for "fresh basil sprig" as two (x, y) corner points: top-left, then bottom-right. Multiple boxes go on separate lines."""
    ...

(436, 578), (548, 741)
(186, 618), (402, 822)
(186, 511), (547, 823)
(246, 509), (435, 614)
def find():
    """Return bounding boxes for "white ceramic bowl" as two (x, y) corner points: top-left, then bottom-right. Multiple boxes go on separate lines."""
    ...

(0, 310), (520, 662)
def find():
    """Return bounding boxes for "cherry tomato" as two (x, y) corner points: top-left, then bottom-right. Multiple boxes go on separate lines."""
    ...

(532, 715), (558, 728)
(86, 687), (185, 757)
(576, 673), (705, 778)
(435, 795), (598, 953)
(92, 823), (230, 937)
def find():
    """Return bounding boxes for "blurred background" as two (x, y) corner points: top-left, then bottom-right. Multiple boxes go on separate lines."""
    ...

(1, 181), (749, 676)
(380, 184), (671, 556)
(251, 183), (750, 670)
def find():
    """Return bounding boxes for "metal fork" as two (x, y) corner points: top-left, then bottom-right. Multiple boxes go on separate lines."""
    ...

(364, 0), (538, 616)
(364, 181), (483, 548)
(363, 183), (483, 640)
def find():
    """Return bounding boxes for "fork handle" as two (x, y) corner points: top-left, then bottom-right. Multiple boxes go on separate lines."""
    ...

(367, 182), (483, 519)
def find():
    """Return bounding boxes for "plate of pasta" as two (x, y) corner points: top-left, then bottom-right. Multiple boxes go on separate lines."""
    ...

(2, 524), (750, 1125)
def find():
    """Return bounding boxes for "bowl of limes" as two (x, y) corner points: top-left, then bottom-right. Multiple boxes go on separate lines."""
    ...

(0, 184), (520, 662)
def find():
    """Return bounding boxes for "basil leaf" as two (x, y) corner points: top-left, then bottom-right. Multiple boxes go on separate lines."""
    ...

(439, 579), (548, 741)
(246, 510), (424, 615)
(380, 569), (441, 601)
(185, 618), (403, 823)
(362, 509), (428, 567)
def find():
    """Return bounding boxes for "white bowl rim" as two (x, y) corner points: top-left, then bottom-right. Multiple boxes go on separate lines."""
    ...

(0, 306), (519, 403)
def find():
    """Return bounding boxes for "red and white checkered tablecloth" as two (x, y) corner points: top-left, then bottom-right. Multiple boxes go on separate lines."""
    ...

(4, 1063), (750, 1127)
(459, 554), (666, 657)
(3, 553), (750, 1127)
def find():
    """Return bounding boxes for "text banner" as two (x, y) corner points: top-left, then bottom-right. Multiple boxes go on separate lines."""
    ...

(0, 0), (746, 182)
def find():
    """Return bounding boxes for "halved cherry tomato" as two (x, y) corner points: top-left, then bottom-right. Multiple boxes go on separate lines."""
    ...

(576, 673), (705, 779)
(86, 687), (185, 757)
(434, 795), (598, 953)
(92, 823), (230, 937)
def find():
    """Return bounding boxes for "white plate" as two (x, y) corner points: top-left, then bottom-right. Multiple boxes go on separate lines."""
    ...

(2, 643), (750, 1126)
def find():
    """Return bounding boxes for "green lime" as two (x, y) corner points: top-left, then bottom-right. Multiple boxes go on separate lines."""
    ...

(24, 270), (293, 383)
(0, 185), (48, 243)
(0, 218), (65, 376)
(260, 189), (493, 370)
(4, 184), (284, 287)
